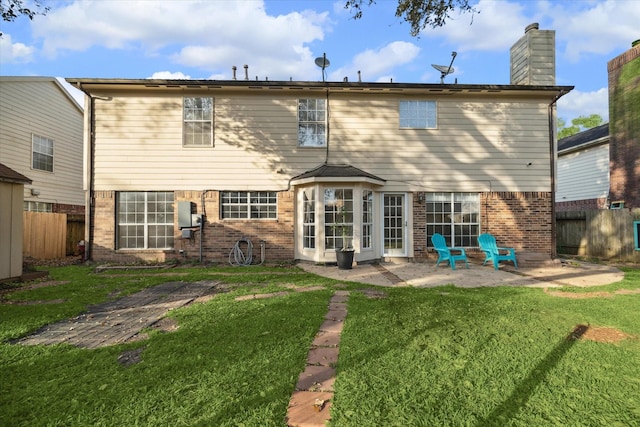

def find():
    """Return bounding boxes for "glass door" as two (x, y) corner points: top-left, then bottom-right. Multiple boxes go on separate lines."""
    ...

(383, 193), (406, 256)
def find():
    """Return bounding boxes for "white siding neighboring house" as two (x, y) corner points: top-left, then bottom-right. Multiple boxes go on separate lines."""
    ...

(556, 124), (610, 211)
(0, 76), (85, 215)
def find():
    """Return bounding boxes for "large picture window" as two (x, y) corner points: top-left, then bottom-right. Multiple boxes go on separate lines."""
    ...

(426, 193), (479, 247)
(324, 188), (353, 250)
(221, 191), (277, 219)
(399, 100), (437, 129)
(298, 98), (326, 147)
(32, 134), (54, 172)
(183, 97), (213, 147)
(117, 192), (174, 249)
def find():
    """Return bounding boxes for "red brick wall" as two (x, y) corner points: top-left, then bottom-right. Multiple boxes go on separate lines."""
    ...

(53, 203), (85, 215)
(412, 191), (554, 261)
(608, 44), (640, 209)
(555, 197), (607, 212)
(90, 190), (295, 264)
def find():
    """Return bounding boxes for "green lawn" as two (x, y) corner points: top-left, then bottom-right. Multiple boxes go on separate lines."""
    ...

(1, 265), (639, 426)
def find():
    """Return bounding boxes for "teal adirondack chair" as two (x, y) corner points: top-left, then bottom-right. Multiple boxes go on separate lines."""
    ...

(430, 233), (469, 270)
(477, 233), (518, 270)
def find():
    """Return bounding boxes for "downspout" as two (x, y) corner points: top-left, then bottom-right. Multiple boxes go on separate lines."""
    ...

(548, 89), (570, 259)
(87, 94), (95, 261)
(324, 85), (330, 164)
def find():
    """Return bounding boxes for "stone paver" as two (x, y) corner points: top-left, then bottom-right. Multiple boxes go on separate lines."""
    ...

(287, 292), (350, 427)
(16, 281), (219, 349)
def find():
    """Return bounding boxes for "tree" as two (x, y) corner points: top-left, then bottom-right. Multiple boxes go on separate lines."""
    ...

(0, 0), (49, 36)
(345, 0), (477, 36)
(557, 114), (604, 139)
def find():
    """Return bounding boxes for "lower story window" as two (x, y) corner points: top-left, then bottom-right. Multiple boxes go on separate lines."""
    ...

(221, 191), (277, 219)
(362, 190), (373, 249)
(324, 188), (353, 250)
(117, 191), (174, 249)
(24, 201), (53, 212)
(303, 189), (315, 249)
(426, 192), (479, 247)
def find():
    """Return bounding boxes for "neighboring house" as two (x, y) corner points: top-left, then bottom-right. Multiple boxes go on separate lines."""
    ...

(0, 163), (31, 280)
(608, 41), (640, 209)
(68, 24), (572, 266)
(556, 124), (610, 211)
(0, 76), (85, 215)
(555, 40), (639, 212)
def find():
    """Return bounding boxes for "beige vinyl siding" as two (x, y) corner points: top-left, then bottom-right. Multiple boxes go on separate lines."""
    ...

(91, 91), (553, 193)
(0, 78), (84, 206)
(556, 144), (609, 202)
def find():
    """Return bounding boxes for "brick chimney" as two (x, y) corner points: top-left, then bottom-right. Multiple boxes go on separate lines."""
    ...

(607, 40), (640, 208)
(510, 23), (556, 85)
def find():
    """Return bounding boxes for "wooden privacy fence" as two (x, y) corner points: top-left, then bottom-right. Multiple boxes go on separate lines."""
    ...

(556, 208), (640, 262)
(23, 212), (67, 259)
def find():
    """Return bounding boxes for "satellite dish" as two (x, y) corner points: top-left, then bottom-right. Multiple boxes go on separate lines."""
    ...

(431, 51), (457, 84)
(315, 53), (330, 82)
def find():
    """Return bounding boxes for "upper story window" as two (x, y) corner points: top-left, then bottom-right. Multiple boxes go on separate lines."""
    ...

(32, 134), (54, 172)
(298, 98), (326, 147)
(399, 100), (437, 129)
(221, 191), (277, 219)
(183, 97), (213, 147)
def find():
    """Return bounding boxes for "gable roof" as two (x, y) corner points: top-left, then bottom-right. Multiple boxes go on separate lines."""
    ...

(291, 164), (385, 186)
(558, 123), (609, 153)
(0, 76), (83, 112)
(0, 163), (32, 184)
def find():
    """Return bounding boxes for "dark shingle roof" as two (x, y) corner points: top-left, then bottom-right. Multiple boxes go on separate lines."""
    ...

(292, 164), (385, 183)
(0, 163), (32, 184)
(558, 123), (609, 152)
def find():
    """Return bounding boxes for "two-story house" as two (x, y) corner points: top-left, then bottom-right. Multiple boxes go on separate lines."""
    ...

(0, 76), (85, 215)
(68, 24), (572, 266)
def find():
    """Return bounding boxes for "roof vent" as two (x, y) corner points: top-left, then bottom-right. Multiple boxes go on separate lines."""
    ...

(525, 23), (539, 33)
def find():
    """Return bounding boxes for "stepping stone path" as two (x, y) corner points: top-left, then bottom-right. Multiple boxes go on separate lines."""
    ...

(16, 281), (219, 349)
(286, 290), (350, 427)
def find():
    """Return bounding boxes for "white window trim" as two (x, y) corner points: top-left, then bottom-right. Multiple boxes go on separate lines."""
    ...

(183, 97), (214, 148)
(297, 98), (327, 148)
(221, 191), (278, 220)
(31, 134), (54, 173)
(399, 100), (437, 129)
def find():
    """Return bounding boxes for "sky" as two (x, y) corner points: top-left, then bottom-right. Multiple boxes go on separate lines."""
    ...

(1, 0), (639, 123)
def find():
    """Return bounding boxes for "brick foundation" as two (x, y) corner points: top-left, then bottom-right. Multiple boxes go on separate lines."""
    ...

(555, 198), (607, 212)
(90, 190), (295, 264)
(90, 190), (555, 264)
(413, 191), (554, 262)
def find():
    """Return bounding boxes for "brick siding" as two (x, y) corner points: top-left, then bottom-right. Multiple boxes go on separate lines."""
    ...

(555, 197), (607, 212)
(412, 191), (554, 261)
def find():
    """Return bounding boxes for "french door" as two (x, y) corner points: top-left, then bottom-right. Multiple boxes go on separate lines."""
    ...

(383, 193), (406, 257)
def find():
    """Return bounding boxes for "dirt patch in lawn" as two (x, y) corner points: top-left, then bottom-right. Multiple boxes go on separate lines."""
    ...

(544, 288), (640, 299)
(574, 324), (634, 343)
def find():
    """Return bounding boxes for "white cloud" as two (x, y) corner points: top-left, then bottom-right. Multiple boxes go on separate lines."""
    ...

(149, 71), (191, 80)
(0, 33), (35, 63)
(329, 41), (421, 82)
(557, 88), (609, 122)
(424, 0), (528, 52)
(31, 0), (329, 80)
(550, 0), (640, 61)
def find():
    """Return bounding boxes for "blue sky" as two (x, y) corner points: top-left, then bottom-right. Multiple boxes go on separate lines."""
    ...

(1, 0), (638, 123)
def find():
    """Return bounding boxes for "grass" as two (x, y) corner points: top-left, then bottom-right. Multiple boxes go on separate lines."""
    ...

(1, 264), (639, 426)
